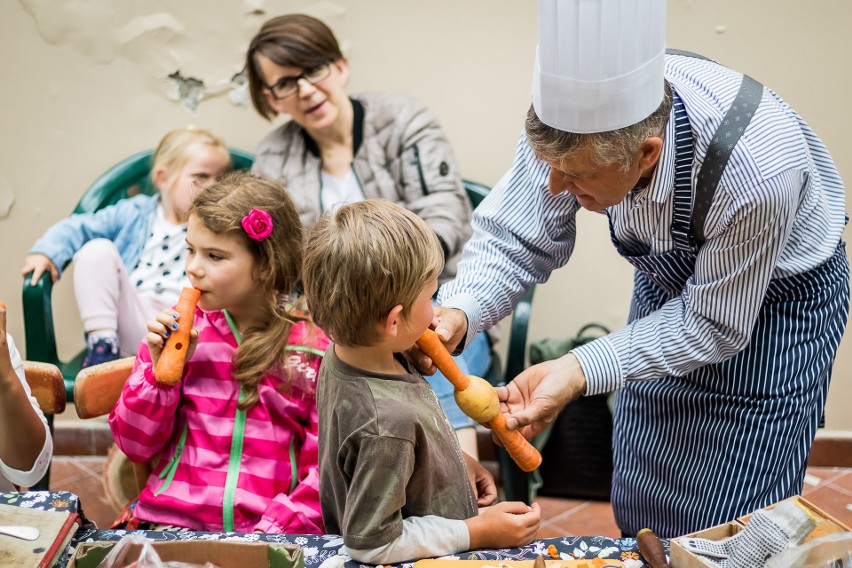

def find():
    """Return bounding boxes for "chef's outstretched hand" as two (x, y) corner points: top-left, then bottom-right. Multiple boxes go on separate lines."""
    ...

(495, 353), (588, 440)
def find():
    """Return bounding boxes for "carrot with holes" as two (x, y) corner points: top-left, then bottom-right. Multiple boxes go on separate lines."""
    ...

(154, 287), (200, 385)
(416, 329), (542, 472)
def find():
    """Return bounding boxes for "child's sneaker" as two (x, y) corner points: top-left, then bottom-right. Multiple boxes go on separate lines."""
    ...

(82, 335), (120, 368)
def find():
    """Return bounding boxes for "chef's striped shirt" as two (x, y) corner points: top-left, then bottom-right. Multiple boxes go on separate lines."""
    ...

(438, 54), (846, 396)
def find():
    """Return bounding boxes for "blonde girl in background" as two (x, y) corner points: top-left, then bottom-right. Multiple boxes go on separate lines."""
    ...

(22, 128), (232, 367)
(109, 171), (329, 533)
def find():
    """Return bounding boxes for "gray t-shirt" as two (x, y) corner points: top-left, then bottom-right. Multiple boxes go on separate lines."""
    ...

(318, 345), (477, 550)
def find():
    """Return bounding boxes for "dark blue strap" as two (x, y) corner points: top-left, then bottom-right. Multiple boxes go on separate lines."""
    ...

(669, 92), (695, 251)
(690, 75), (763, 247)
(665, 48), (765, 248)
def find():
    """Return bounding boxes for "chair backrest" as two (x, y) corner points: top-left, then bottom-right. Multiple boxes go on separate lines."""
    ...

(73, 148), (255, 215)
(74, 357), (151, 501)
(463, 179), (491, 210)
(461, 178), (536, 387)
(73, 357), (134, 419)
(23, 361), (66, 415)
(462, 178), (538, 505)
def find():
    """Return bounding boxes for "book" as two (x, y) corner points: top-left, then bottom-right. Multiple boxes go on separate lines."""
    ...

(0, 502), (80, 567)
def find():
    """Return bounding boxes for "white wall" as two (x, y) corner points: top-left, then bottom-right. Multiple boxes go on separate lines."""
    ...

(1, 0), (850, 428)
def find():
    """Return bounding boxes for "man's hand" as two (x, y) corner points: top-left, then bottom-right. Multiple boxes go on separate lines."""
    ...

(463, 451), (498, 506)
(409, 306), (469, 375)
(495, 353), (587, 439)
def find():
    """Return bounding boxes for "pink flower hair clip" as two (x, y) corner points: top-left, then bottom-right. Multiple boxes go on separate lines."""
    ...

(242, 209), (274, 241)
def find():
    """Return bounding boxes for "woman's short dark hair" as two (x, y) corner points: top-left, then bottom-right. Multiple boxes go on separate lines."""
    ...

(246, 14), (344, 121)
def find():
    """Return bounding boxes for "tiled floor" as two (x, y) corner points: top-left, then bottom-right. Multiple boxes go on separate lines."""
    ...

(48, 454), (852, 537)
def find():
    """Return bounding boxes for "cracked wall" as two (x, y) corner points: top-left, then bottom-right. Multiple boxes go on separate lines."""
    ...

(2, 0), (852, 429)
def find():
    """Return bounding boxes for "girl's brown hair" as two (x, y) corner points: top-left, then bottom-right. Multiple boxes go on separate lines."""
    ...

(245, 14), (344, 121)
(190, 171), (310, 408)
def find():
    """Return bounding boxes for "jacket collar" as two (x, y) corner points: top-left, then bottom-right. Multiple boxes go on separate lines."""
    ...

(301, 97), (364, 158)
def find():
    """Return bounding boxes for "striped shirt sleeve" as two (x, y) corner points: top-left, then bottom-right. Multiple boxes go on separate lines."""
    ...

(438, 133), (581, 349)
(439, 61), (843, 397)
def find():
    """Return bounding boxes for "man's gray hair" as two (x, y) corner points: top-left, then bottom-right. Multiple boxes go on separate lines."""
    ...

(526, 81), (673, 172)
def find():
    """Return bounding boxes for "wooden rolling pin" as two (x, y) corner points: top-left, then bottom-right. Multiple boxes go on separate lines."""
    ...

(416, 329), (542, 472)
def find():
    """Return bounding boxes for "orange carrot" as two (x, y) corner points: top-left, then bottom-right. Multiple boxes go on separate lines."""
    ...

(154, 287), (200, 385)
(416, 329), (469, 390)
(416, 329), (543, 472)
(489, 411), (543, 472)
(547, 544), (559, 559)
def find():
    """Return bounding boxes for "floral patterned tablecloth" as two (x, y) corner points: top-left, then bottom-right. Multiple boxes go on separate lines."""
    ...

(0, 492), (666, 568)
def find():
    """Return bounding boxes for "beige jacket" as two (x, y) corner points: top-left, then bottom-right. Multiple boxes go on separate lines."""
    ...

(252, 91), (472, 283)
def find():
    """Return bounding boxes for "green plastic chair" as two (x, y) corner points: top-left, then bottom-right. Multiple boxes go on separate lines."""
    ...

(21, 148), (255, 404)
(462, 179), (537, 504)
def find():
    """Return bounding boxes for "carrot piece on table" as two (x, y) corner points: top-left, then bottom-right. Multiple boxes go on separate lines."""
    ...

(154, 287), (200, 385)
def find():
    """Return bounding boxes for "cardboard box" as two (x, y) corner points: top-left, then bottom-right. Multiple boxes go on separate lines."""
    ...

(67, 539), (304, 568)
(669, 496), (851, 567)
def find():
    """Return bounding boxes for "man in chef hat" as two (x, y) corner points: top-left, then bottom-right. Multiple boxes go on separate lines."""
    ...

(427, 0), (849, 538)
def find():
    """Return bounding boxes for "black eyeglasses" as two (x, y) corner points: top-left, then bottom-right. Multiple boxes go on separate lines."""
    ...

(263, 62), (333, 100)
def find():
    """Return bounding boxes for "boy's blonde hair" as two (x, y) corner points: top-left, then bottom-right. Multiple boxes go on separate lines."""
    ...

(303, 200), (444, 348)
(191, 171), (310, 409)
(151, 127), (229, 188)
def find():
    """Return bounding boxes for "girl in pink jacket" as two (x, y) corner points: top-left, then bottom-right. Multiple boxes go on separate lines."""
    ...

(109, 171), (329, 534)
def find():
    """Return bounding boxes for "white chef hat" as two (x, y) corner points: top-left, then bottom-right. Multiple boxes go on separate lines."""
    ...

(532, 0), (667, 134)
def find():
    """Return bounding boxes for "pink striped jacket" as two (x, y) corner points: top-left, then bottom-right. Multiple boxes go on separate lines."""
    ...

(109, 308), (329, 534)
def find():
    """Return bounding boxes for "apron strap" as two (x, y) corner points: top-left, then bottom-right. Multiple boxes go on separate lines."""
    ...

(665, 48), (713, 62)
(666, 48), (765, 249)
(691, 75), (763, 247)
(669, 91), (695, 251)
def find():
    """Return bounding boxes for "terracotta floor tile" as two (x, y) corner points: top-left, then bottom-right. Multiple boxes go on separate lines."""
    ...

(48, 457), (90, 486)
(827, 471), (852, 497)
(802, 467), (848, 496)
(536, 520), (573, 539)
(49, 456), (113, 529)
(797, 485), (852, 527)
(535, 496), (588, 522)
(547, 501), (620, 538)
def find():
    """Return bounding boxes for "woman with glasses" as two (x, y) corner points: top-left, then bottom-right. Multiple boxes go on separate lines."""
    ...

(245, 14), (491, 459)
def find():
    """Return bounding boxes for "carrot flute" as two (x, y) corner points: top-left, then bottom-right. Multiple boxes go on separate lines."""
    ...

(155, 287), (200, 385)
(416, 329), (542, 472)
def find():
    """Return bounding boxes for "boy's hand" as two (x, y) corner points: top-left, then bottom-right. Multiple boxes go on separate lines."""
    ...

(146, 307), (198, 369)
(465, 501), (541, 550)
(22, 254), (59, 285)
(463, 452), (497, 506)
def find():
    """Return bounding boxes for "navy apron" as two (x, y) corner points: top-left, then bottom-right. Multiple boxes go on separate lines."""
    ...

(607, 85), (850, 538)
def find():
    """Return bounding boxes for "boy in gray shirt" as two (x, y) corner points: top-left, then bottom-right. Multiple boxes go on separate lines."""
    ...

(303, 200), (540, 564)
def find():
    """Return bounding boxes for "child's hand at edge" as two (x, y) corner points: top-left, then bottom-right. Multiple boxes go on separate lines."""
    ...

(22, 254), (59, 285)
(0, 303), (14, 380)
(463, 452), (497, 507)
(146, 307), (198, 369)
(465, 501), (541, 550)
